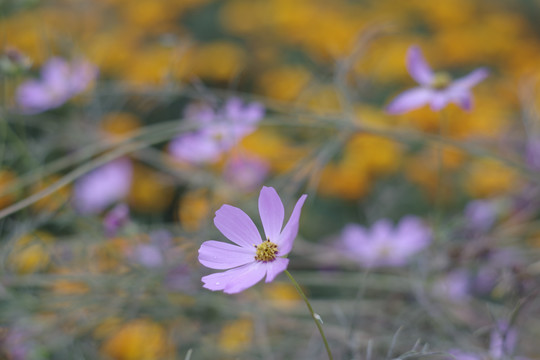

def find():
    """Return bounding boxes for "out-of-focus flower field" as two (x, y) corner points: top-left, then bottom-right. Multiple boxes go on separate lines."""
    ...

(1, 0), (540, 359)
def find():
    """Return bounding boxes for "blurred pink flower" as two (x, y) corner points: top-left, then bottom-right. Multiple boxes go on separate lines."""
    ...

(198, 186), (307, 294)
(464, 199), (497, 232)
(525, 138), (540, 170)
(224, 155), (270, 191)
(16, 57), (97, 114)
(490, 321), (518, 359)
(169, 97), (264, 164)
(448, 321), (527, 360)
(103, 203), (130, 237)
(73, 158), (132, 214)
(386, 45), (488, 114)
(130, 230), (173, 268)
(433, 269), (471, 302)
(340, 216), (431, 268)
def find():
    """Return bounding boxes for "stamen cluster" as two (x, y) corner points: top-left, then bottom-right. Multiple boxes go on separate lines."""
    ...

(254, 239), (278, 262)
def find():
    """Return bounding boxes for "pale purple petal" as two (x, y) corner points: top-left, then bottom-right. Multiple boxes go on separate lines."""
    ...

(386, 87), (433, 114)
(69, 59), (98, 94)
(103, 203), (130, 236)
(73, 158), (132, 214)
(276, 194), (308, 256)
(455, 91), (473, 111)
(168, 133), (222, 164)
(451, 68), (489, 90)
(341, 224), (369, 251)
(465, 200), (496, 231)
(445, 85), (474, 111)
(429, 91), (450, 111)
(224, 97), (264, 125)
(133, 244), (164, 268)
(371, 219), (393, 240)
(214, 204), (262, 248)
(224, 155), (269, 191)
(198, 240), (255, 269)
(393, 216), (431, 256)
(447, 350), (482, 360)
(489, 320), (518, 359)
(41, 58), (70, 90)
(15, 57), (96, 115)
(201, 262), (266, 294)
(16, 81), (61, 114)
(341, 216), (431, 268)
(407, 46), (434, 86)
(259, 186), (285, 241)
(265, 257), (289, 283)
(184, 103), (216, 124)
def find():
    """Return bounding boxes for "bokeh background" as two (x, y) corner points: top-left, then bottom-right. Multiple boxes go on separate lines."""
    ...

(1, 0), (540, 359)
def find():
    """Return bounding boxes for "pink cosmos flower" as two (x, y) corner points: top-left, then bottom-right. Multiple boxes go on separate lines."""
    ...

(198, 186), (307, 294)
(169, 97), (264, 164)
(340, 216), (431, 268)
(16, 57), (97, 114)
(72, 158), (132, 214)
(386, 45), (488, 114)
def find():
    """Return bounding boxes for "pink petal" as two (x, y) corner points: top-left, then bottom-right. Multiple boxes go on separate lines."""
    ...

(265, 258), (289, 283)
(371, 219), (393, 240)
(258, 186), (285, 241)
(201, 262), (267, 294)
(277, 194), (308, 256)
(198, 240), (255, 270)
(429, 92), (449, 111)
(406, 46), (434, 86)
(16, 81), (58, 114)
(386, 87), (433, 115)
(451, 68), (489, 90)
(214, 204), (262, 248)
(341, 223), (369, 251)
(455, 92), (473, 111)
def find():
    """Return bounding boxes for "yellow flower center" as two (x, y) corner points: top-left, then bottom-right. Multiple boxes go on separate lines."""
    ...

(254, 239), (278, 262)
(431, 72), (452, 90)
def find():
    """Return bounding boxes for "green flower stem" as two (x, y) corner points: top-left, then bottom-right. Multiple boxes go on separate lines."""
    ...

(285, 270), (333, 360)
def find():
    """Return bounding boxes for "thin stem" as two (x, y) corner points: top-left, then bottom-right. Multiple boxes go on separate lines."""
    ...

(284, 270), (333, 360)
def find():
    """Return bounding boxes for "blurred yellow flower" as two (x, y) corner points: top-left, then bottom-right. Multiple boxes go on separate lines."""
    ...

(256, 66), (312, 101)
(101, 319), (170, 360)
(220, 0), (273, 34)
(345, 134), (401, 177)
(465, 159), (520, 198)
(263, 282), (300, 310)
(317, 162), (370, 199)
(120, 46), (177, 85)
(128, 165), (174, 213)
(85, 29), (139, 75)
(177, 188), (211, 232)
(404, 145), (465, 199)
(8, 231), (54, 274)
(100, 112), (142, 141)
(1, 12), (48, 64)
(191, 42), (246, 82)
(218, 317), (253, 354)
(0, 170), (18, 210)
(119, 0), (176, 28)
(241, 129), (308, 174)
